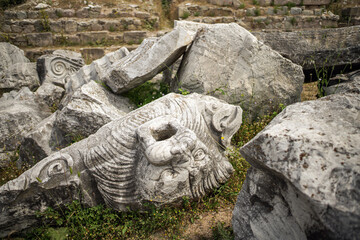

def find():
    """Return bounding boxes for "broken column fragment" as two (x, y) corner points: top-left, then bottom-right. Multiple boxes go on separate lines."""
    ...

(102, 26), (196, 94)
(64, 47), (129, 95)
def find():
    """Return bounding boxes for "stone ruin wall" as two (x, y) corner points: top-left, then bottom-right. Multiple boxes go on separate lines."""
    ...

(0, 0), (359, 61)
(0, 0), (360, 63)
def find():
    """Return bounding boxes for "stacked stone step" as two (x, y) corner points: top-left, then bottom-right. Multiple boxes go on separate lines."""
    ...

(178, 0), (340, 30)
(178, 5), (236, 23)
(244, 6), (339, 30)
(0, 4), (159, 48)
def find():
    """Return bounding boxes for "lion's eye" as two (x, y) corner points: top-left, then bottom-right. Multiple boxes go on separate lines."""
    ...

(194, 149), (206, 161)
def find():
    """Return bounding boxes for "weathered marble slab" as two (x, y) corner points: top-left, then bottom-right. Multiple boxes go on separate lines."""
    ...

(233, 92), (360, 240)
(174, 21), (304, 121)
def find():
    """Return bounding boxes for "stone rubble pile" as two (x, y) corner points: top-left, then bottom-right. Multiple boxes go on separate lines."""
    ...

(1, 20), (357, 238)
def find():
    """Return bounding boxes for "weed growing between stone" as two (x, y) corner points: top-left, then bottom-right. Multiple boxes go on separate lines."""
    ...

(67, 133), (85, 145)
(314, 61), (352, 97)
(143, 18), (158, 31)
(40, 10), (51, 32)
(212, 222), (234, 240)
(232, 104), (284, 148)
(181, 11), (190, 19)
(161, 0), (171, 19)
(0, 155), (29, 186)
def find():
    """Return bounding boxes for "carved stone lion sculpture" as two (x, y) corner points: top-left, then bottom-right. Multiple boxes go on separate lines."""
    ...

(0, 93), (242, 237)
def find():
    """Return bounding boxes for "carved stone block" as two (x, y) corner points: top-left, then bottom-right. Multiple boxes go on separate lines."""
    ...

(37, 50), (85, 87)
(0, 93), (242, 237)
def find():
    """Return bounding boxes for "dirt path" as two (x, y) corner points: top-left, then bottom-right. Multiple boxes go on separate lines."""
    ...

(149, 205), (234, 239)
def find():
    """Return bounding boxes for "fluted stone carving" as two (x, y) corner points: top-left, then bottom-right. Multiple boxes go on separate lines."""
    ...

(0, 93), (242, 237)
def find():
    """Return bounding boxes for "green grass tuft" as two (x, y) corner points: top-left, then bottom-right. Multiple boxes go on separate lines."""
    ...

(123, 81), (169, 108)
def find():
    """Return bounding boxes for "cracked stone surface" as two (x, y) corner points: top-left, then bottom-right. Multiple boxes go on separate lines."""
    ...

(174, 21), (304, 121)
(233, 92), (360, 240)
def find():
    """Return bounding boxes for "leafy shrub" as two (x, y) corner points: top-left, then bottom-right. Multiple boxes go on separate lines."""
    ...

(181, 11), (190, 19)
(212, 222), (233, 240)
(161, 0), (171, 18)
(232, 104), (285, 148)
(0, 0), (26, 10)
(286, 2), (296, 8)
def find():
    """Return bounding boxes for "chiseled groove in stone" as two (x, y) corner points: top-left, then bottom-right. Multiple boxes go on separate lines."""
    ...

(92, 147), (133, 175)
(89, 147), (134, 182)
(106, 136), (135, 160)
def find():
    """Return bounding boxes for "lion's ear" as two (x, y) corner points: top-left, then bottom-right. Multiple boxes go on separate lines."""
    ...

(206, 104), (243, 147)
